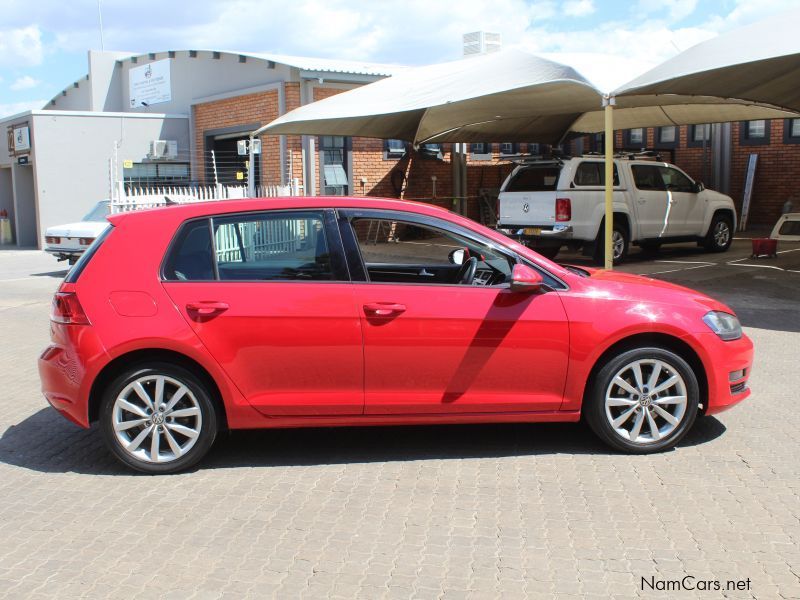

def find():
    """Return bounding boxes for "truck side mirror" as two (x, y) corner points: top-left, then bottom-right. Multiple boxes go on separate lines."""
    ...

(693, 182), (705, 193)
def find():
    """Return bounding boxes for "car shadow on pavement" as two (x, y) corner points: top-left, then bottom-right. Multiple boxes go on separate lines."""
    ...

(0, 407), (726, 475)
(31, 269), (69, 278)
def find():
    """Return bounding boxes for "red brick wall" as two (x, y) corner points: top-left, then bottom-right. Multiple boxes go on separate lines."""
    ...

(192, 90), (281, 186)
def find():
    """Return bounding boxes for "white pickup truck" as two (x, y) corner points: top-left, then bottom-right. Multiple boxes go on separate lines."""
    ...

(496, 156), (737, 264)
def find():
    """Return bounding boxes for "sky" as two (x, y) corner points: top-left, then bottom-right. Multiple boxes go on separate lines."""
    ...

(0, 0), (797, 118)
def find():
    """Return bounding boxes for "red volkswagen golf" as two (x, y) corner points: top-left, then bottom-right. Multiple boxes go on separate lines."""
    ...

(39, 197), (753, 473)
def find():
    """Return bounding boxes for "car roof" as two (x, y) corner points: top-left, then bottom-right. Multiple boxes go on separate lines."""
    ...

(107, 196), (456, 226)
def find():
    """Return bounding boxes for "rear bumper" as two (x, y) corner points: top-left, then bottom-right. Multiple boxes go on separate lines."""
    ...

(45, 247), (84, 260)
(38, 324), (107, 428)
(497, 225), (573, 245)
(698, 332), (754, 415)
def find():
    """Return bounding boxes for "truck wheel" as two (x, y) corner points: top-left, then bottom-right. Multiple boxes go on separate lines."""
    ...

(703, 213), (733, 252)
(593, 224), (629, 265)
(536, 247), (559, 260)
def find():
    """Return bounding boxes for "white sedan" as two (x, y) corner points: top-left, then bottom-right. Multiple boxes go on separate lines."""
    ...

(44, 200), (110, 264)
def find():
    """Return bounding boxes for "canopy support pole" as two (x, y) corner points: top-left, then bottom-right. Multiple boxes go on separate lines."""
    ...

(603, 96), (615, 270)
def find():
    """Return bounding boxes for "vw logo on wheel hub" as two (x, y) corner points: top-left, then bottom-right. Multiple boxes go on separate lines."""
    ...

(522, 203), (529, 213)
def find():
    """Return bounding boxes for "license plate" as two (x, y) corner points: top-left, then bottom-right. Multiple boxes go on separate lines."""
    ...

(523, 228), (541, 236)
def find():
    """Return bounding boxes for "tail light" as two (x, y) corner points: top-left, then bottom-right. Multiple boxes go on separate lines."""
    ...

(46, 236), (61, 244)
(79, 237), (94, 246)
(555, 197), (571, 222)
(51, 292), (90, 325)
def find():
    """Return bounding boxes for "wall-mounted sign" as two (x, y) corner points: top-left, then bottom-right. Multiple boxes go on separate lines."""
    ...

(129, 59), (172, 108)
(123, 160), (134, 169)
(13, 125), (31, 152)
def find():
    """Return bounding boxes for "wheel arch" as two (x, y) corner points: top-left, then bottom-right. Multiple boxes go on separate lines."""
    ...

(582, 332), (709, 414)
(592, 212), (632, 241)
(703, 207), (736, 237)
(88, 348), (229, 429)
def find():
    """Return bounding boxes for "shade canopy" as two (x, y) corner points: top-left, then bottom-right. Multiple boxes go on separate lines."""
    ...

(264, 49), (604, 144)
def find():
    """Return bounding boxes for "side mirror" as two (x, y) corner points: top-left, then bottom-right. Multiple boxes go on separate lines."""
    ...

(509, 264), (547, 293)
(693, 182), (705, 193)
(448, 248), (466, 265)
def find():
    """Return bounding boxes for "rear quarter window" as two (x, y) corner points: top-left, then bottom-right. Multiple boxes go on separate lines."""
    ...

(162, 219), (215, 281)
(573, 162), (620, 186)
(504, 167), (561, 192)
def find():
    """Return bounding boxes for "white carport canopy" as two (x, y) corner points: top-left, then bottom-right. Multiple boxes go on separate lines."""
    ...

(261, 9), (800, 268)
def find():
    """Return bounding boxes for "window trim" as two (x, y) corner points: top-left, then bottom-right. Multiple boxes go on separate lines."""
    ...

(783, 118), (800, 145)
(337, 208), (567, 291)
(740, 119), (770, 146)
(623, 128), (646, 148)
(654, 126), (678, 149)
(686, 124), (711, 148)
(160, 209), (350, 283)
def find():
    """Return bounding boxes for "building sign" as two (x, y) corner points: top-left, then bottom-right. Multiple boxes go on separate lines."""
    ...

(129, 59), (172, 107)
(13, 125), (31, 152)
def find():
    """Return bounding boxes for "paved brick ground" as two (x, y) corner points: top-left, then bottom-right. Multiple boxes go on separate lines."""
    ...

(0, 245), (798, 599)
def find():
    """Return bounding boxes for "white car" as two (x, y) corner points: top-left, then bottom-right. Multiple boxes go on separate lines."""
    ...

(44, 200), (110, 264)
(496, 156), (738, 263)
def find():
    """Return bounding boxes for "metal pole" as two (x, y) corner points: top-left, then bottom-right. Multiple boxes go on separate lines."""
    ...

(247, 135), (256, 197)
(97, 0), (105, 51)
(603, 96), (615, 270)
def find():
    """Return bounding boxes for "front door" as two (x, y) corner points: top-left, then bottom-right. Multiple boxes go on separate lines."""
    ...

(630, 164), (669, 239)
(658, 166), (705, 236)
(341, 210), (570, 414)
(162, 209), (364, 416)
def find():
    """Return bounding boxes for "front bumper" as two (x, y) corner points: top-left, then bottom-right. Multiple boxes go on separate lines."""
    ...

(697, 332), (754, 415)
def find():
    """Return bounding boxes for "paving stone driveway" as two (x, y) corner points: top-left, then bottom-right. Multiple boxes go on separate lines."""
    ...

(0, 249), (798, 599)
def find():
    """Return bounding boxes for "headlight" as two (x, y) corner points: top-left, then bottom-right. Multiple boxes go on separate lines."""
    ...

(703, 311), (742, 341)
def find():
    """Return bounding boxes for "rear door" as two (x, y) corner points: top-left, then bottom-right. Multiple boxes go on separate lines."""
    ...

(630, 164), (669, 238)
(161, 209), (364, 416)
(498, 164), (561, 228)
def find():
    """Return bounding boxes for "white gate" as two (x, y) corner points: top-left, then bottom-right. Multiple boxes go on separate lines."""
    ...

(111, 183), (299, 214)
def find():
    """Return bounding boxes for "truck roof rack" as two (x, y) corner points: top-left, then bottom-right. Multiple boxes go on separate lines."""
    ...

(582, 150), (663, 161)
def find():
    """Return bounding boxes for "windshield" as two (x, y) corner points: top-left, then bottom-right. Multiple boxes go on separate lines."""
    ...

(82, 201), (110, 222)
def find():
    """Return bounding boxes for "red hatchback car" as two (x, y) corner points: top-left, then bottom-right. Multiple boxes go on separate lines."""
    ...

(39, 197), (753, 473)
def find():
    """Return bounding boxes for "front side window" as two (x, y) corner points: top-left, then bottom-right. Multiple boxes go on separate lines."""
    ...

(350, 217), (514, 286)
(573, 162), (620, 186)
(658, 167), (694, 193)
(631, 165), (666, 191)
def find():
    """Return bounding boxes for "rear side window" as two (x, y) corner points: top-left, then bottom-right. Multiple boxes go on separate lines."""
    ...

(631, 165), (666, 191)
(504, 167), (560, 192)
(163, 220), (215, 281)
(213, 211), (333, 281)
(64, 224), (112, 283)
(573, 162), (619, 186)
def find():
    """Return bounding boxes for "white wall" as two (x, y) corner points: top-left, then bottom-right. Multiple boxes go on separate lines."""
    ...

(30, 112), (189, 246)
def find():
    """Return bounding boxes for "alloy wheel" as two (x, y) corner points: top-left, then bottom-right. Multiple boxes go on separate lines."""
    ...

(112, 374), (202, 463)
(713, 221), (730, 248)
(612, 230), (625, 260)
(604, 358), (687, 444)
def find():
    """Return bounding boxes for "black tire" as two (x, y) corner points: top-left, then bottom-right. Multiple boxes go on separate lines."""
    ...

(703, 213), (733, 252)
(593, 222), (629, 265)
(100, 362), (218, 474)
(584, 347), (699, 454)
(535, 246), (560, 260)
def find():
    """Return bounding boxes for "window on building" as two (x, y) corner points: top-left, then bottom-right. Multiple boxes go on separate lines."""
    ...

(527, 143), (541, 155)
(784, 118), (800, 144)
(629, 128), (644, 146)
(692, 124), (710, 142)
(319, 136), (349, 195)
(499, 142), (517, 156)
(470, 142), (492, 160)
(123, 162), (191, 186)
(384, 139), (406, 159)
(659, 126), (676, 143)
(741, 120), (770, 145)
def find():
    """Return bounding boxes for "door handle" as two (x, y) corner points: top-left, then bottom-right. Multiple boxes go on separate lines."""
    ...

(363, 302), (406, 316)
(186, 301), (229, 316)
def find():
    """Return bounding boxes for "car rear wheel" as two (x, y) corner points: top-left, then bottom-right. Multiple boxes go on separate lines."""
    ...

(100, 363), (218, 473)
(585, 348), (699, 453)
(593, 223), (629, 265)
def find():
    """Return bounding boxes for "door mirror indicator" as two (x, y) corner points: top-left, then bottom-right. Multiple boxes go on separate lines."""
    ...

(449, 248), (466, 265)
(509, 264), (548, 293)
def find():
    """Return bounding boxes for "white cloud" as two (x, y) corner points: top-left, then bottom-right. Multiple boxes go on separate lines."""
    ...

(635, 0), (698, 22)
(563, 0), (595, 17)
(0, 99), (46, 119)
(10, 75), (41, 91)
(0, 25), (43, 67)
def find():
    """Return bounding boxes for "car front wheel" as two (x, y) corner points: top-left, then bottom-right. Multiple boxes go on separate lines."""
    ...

(585, 348), (699, 453)
(100, 363), (218, 473)
(704, 214), (733, 252)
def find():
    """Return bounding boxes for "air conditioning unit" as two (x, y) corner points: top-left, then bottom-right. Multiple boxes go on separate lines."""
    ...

(149, 140), (178, 159)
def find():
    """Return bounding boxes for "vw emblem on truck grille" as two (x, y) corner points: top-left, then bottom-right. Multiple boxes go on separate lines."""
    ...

(522, 203), (530, 213)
